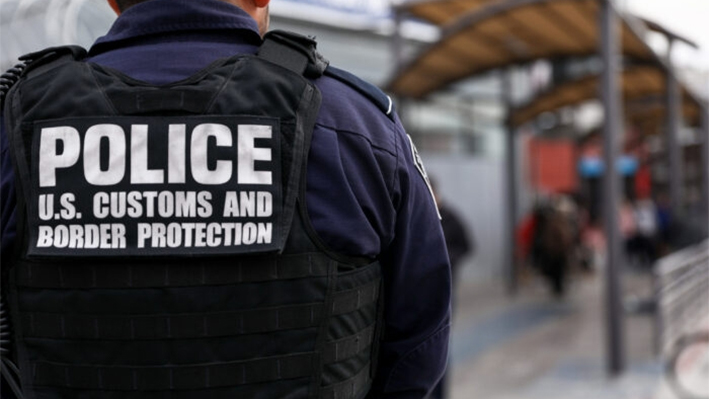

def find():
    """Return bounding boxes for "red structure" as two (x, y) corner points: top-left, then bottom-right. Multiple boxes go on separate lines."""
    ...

(528, 138), (578, 194)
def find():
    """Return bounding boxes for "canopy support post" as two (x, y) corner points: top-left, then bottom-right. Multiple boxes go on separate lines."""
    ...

(600, 0), (625, 376)
(666, 39), (684, 219)
(392, 10), (404, 74)
(701, 104), (709, 237)
(502, 69), (518, 296)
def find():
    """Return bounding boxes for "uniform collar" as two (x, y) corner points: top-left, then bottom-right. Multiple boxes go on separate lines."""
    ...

(90, 0), (262, 54)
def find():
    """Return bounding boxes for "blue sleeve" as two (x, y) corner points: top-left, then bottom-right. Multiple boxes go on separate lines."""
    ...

(1, 118), (18, 262)
(368, 115), (452, 399)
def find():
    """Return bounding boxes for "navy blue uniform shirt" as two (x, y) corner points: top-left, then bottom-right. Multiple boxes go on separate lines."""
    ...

(0, 0), (451, 397)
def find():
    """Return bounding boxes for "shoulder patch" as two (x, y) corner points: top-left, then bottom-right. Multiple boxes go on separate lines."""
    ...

(324, 66), (395, 121)
(406, 134), (441, 220)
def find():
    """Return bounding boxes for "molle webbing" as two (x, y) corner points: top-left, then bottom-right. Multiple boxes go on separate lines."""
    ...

(27, 329), (375, 388)
(17, 261), (379, 341)
(18, 288), (378, 337)
(29, 359), (371, 399)
(28, 361), (370, 399)
(32, 353), (314, 390)
(14, 257), (381, 398)
(14, 255), (330, 289)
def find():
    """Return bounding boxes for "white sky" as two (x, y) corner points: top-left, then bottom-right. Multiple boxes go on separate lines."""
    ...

(622, 0), (709, 71)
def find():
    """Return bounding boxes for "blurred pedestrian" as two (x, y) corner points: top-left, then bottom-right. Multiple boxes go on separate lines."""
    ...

(430, 178), (473, 399)
(531, 196), (574, 297)
(655, 192), (672, 252)
(432, 180), (473, 285)
(620, 197), (638, 264)
(629, 195), (659, 267)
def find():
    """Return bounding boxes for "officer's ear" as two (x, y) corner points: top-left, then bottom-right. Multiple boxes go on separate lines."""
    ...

(233, 0), (269, 10)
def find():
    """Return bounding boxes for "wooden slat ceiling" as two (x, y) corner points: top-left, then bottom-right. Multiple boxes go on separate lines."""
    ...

(510, 66), (702, 127)
(389, 0), (657, 98)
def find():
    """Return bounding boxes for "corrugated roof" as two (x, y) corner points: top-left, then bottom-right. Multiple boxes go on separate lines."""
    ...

(512, 65), (702, 127)
(397, 0), (502, 26)
(388, 0), (659, 99)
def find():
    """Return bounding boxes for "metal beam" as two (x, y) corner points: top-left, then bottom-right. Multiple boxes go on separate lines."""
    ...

(701, 104), (709, 238)
(443, 0), (564, 36)
(392, 10), (404, 74)
(600, 0), (625, 376)
(510, 64), (671, 128)
(666, 40), (684, 218)
(390, 9), (407, 127)
(390, 0), (463, 13)
(638, 16), (699, 50)
(502, 69), (518, 296)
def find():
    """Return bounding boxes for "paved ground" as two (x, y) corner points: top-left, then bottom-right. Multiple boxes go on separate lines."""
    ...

(443, 267), (702, 399)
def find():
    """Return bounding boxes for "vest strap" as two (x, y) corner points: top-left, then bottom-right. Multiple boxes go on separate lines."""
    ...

(331, 279), (380, 315)
(22, 303), (323, 340)
(31, 353), (314, 391)
(20, 45), (87, 78)
(20, 281), (378, 341)
(322, 324), (375, 364)
(15, 254), (330, 289)
(110, 90), (214, 114)
(0, 62), (27, 108)
(257, 30), (328, 78)
(320, 363), (370, 399)
(259, 41), (308, 75)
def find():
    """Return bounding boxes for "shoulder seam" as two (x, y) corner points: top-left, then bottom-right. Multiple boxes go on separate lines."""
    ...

(315, 122), (397, 158)
(391, 128), (402, 214)
(388, 124), (402, 241)
(323, 66), (395, 121)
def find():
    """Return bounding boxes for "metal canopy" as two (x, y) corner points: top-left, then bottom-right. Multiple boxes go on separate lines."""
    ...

(511, 65), (703, 127)
(627, 101), (701, 128)
(640, 17), (698, 49)
(388, 0), (657, 98)
(396, 0), (501, 26)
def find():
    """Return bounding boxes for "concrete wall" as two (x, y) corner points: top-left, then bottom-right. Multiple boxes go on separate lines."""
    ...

(424, 155), (506, 283)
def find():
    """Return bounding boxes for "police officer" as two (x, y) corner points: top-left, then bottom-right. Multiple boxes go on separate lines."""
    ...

(0, 0), (451, 398)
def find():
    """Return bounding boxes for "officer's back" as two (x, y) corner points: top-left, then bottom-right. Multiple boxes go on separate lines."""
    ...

(0, 1), (452, 398)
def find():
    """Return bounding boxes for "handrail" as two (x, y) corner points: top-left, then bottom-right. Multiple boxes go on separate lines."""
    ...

(654, 240), (709, 355)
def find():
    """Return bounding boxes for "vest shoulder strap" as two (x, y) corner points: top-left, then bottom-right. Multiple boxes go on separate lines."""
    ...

(257, 30), (329, 78)
(20, 45), (87, 77)
(1, 45), (87, 109)
(324, 66), (395, 121)
(0, 61), (26, 109)
(258, 31), (394, 121)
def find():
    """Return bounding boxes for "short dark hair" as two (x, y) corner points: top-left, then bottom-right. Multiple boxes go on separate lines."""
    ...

(114, 0), (149, 12)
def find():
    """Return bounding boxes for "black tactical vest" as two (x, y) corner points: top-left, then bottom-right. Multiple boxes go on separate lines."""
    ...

(2, 31), (382, 399)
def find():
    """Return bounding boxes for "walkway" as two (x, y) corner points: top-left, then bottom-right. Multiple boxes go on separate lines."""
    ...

(446, 268), (687, 399)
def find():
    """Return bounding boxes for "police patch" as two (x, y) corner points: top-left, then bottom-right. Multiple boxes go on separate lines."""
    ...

(407, 134), (441, 220)
(28, 116), (283, 257)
